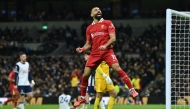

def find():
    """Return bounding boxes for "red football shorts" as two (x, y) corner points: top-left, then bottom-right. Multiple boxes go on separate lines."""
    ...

(85, 49), (118, 68)
(10, 85), (19, 95)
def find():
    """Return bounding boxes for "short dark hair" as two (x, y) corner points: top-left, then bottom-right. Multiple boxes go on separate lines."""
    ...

(63, 89), (69, 94)
(19, 52), (26, 56)
(91, 6), (99, 14)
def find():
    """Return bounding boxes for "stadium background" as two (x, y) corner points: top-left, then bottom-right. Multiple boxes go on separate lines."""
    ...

(0, 0), (190, 107)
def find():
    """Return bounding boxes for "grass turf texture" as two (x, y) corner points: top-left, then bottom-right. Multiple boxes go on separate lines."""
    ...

(3, 104), (190, 109)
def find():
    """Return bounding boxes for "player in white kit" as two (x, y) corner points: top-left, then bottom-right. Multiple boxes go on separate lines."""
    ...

(14, 53), (35, 109)
(58, 89), (76, 109)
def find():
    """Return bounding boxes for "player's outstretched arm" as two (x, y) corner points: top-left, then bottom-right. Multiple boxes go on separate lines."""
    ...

(76, 41), (92, 53)
(96, 65), (113, 85)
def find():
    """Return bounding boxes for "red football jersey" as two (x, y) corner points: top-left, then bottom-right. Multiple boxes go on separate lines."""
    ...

(8, 70), (15, 85)
(86, 18), (115, 53)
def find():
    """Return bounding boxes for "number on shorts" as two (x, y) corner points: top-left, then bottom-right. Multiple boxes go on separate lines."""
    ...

(111, 55), (117, 60)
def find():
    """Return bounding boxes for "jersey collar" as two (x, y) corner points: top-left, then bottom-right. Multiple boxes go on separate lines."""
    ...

(92, 18), (104, 25)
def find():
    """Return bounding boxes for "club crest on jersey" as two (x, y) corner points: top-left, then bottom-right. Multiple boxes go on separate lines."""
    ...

(101, 25), (104, 28)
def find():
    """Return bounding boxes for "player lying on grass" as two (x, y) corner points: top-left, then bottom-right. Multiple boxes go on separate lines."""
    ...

(59, 89), (77, 109)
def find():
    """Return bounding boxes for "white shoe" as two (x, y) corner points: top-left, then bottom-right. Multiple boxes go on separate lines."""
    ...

(17, 103), (25, 109)
(102, 73), (113, 84)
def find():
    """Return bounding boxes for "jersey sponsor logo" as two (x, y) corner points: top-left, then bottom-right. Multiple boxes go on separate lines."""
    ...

(23, 70), (28, 74)
(91, 32), (104, 38)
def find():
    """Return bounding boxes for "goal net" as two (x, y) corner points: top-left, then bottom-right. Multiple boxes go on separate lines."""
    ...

(166, 9), (190, 109)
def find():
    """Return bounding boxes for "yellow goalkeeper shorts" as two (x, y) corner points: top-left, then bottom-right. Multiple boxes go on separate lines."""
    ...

(95, 78), (114, 92)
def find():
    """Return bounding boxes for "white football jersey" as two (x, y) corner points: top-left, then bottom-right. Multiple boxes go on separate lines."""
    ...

(14, 62), (30, 86)
(58, 94), (71, 109)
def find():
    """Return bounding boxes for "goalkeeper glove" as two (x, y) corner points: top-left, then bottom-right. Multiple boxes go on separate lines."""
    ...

(30, 80), (35, 87)
(102, 73), (113, 85)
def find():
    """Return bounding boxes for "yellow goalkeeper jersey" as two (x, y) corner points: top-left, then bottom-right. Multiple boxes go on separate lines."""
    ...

(95, 61), (110, 79)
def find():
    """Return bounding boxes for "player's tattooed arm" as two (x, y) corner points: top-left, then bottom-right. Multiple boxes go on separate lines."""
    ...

(76, 41), (92, 53)
(106, 33), (116, 47)
(99, 33), (116, 50)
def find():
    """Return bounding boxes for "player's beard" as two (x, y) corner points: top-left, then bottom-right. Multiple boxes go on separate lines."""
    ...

(21, 59), (26, 63)
(94, 14), (102, 20)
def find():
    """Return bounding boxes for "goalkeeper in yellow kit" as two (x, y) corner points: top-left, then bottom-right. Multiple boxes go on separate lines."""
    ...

(83, 51), (117, 109)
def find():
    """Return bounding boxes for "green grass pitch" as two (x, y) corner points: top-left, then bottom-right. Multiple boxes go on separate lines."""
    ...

(0, 104), (164, 109)
(2, 104), (190, 109)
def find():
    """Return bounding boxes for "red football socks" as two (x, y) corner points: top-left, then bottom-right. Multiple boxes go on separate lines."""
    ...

(14, 98), (18, 108)
(117, 70), (133, 89)
(80, 77), (88, 96)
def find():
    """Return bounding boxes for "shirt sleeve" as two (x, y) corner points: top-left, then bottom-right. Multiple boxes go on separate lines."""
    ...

(14, 65), (19, 85)
(108, 21), (115, 34)
(28, 71), (33, 81)
(86, 27), (91, 41)
(68, 95), (71, 103)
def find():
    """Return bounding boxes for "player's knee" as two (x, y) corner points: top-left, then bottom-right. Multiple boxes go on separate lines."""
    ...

(109, 90), (117, 98)
(20, 94), (25, 98)
(27, 94), (33, 99)
(19, 95), (25, 100)
(82, 72), (91, 79)
(111, 63), (121, 72)
(83, 67), (95, 79)
(111, 92), (117, 98)
(82, 73), (89, 79)
(96, 93), (103, 98)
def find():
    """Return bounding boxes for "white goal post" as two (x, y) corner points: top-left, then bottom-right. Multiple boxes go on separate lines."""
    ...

(166, 9), (190, 109)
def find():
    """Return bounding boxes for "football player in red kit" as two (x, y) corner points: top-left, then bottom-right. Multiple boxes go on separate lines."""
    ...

(74, 7), (138, 107)
(3, 70), (19, 109)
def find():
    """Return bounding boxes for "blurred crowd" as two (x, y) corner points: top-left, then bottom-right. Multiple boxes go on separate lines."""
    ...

(0, 27), (59, 56)
(0, 51), (165, 99)
(0, 21), (166, 105)
(0, 6), (166, 22)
